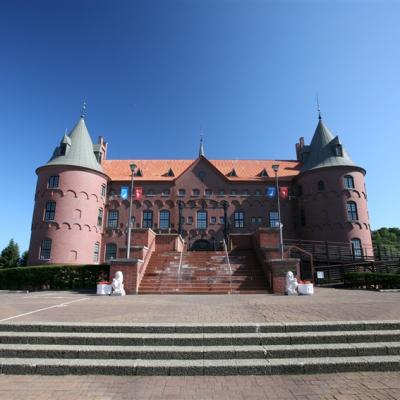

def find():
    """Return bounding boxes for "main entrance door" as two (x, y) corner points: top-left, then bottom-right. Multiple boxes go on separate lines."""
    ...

(191, 239), (213, 251)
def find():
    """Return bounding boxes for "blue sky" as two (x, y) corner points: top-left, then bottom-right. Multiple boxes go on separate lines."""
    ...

(0, 0), (399, 252)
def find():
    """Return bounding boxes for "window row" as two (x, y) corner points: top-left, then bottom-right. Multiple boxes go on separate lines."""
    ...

(46, 175), (107, 198)
(297, 175), (356, 196)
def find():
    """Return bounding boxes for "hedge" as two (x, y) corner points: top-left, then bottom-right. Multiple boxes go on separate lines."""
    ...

(0, 264), (109, 291)
(344, 272), (400, 289)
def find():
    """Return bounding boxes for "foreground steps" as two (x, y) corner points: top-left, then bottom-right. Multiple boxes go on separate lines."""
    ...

(0, 321), (400, 375)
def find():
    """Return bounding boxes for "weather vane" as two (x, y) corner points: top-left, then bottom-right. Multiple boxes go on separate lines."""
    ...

(80, 100), (87, 119)
(316, 94), (321, 120)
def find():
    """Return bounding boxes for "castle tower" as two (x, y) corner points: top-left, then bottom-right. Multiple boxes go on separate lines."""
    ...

(28, 115), (109, 265)
(295, 116), (373, 257)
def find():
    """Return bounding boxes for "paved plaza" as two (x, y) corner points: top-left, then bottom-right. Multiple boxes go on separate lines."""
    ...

(1, 288), (400, 399)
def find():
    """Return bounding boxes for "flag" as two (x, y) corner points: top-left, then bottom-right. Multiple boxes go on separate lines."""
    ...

(120, 186), (129, 200)
(266, 186), (276, 197)
(135, 187), (143, 199)
(279, 187), (289, 199)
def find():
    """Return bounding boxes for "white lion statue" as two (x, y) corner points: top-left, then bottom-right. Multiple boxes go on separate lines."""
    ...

(111, 271), (126, 296)
(285, 271), (298, 295)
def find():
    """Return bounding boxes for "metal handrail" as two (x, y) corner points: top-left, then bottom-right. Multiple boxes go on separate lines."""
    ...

(223, 239), (233, 294)
(177, 240), (184, 292)
(136, 236), (156, 294)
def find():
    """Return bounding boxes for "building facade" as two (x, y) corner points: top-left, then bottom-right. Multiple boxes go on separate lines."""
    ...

(28, 114), (373, 265)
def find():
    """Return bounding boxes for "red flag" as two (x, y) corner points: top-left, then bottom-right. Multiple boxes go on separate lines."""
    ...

(135, 187), (143, 199)
(279, 187), (289, 199)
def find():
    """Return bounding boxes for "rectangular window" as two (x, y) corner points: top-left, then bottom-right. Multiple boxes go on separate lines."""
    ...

(351, 239), (363, 259)
(300, 209), (306, 226)
(159, 210), (170, 229)
(230, 189), (237, 196)
(105, 243), (117, 260)
(143, 211), (153, 228)
(178, 189), (186, 196)
(255, 189), (261, 196)
(269, 211), (279, 228)
(93, 242), (100, 262)
(347, 202), (358, 221)
(146, 189), (155, 196)
(251, 217), (256, 224)
(192, 189), (200, 196)
(101, 184), (106, 197)
(257, 217), (262, 224)
(44, 201), (56, 221)
(210, 216), (216, 224)
(197, 211), (207, 229)
(187, 216), (193, 225)
(242, 189), (249, 196)
(161, 189), (170, 197)
(205, 189), (212, 197)
(97, 208), (103, 227)
(40, 239), (52, 260)
(234, 211), (244, 228)
(219, 216), (225, 224)
(107, 210), (119, 228)
(344, 175), (355, 189)
(48, 176), (59, 189)
(218, 189), (225, 196)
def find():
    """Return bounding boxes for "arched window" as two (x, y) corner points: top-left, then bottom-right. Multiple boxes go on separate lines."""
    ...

(44, 201), (56, 221)
(40, 238), (52, 260)
(93, 242), (100, 262)
(142, 210), (153, 228)
(351, 238), (363, 259)
(317, 180), (325, 191)
(347, 201), (358, 221)
(48, 175), (59, 188)
(105, 243), (117, 260)
(159, 210), (170, 229)
(107, 210), (119, 228)
(344, 175), (355, 189)
(269, 211), (279, 228)
(234, 211), (245, 228)
(197, 210), (207, 229)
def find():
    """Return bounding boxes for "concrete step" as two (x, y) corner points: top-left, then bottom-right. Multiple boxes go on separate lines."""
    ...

(0, 355), (399, 375)
(1, 330), (400, 346)
(0, 342), (399, 360)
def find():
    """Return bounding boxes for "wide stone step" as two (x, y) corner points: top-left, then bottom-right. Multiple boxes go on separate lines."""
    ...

(1, 330), (400, 346)
(1, 342), (399, 360)
(0, 355), (400, 375)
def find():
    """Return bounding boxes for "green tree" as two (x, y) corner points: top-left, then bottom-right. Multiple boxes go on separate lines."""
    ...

(19, 251), (29, 267)
(0, 239), (20, 268)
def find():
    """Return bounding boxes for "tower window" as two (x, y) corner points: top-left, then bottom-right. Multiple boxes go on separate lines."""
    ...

(101, 184), (106, 197)
(335, 144), (343, 156)
(197, 210), (208, 229)
(234, 211), (245, 228)
(344, 175), (355, 189)
(351, 238), (363, 259)
(97, 208), (103, 227)
(48, 176), (59, 189)
(44, 201), (56, 221)
(269, 211), (279, 228)
(107, 210), (119, 229)
(347, 201), (358, 221)
(143, 210), (153, 228)
(39, 239), (52, 260)
(317, 180), (325, 191)
(93, 242), (100, 262)
(105, 243), (117, 260)
(159, 210), (170, 229)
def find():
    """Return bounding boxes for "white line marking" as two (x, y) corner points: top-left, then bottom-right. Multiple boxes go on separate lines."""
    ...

(0, 298), (89, 322)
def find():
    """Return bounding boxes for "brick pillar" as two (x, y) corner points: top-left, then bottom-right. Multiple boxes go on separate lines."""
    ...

(110, 260), (140, 295)
(268, 258), (300, 295)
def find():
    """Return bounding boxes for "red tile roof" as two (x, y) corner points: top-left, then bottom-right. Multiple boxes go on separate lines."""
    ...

(102, 159), (301, 181)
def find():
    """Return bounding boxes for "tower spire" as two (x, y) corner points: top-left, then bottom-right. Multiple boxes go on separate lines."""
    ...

(199, 129), (205, 157)
(316, 94), (322, 120)
(80, 100), (87, 119)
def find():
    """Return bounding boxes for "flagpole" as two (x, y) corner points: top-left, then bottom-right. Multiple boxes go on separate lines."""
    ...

(126, 163), (136, 259)
(272, 164), (284, 259)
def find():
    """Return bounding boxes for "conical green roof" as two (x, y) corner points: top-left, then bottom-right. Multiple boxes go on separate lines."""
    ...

(301, 119), (356, 171)
(46, 118), (103, 173)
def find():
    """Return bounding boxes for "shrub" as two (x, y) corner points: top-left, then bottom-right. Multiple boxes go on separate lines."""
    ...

(344, 272), (400, 290)
(0, 264), (109, 291)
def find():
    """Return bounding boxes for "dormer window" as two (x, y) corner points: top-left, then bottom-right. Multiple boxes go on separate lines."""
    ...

(227, 168), (237, 177)
(166, 168), (174, 177)
(335, 144), (343, 157)
(60, 143), (68, 156)
(258, 168), (268, 177)
(135, 169), (143, 177)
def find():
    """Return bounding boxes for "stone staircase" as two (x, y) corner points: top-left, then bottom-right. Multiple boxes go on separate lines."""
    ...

(0, 321), (400, 375)
(139, 250), (268, 294)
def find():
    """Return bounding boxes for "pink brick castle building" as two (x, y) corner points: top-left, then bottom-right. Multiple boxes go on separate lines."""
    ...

(27, 109), (372, 292)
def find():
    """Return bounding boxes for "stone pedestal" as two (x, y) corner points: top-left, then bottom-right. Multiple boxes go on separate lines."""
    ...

(268, 258), (300, 295)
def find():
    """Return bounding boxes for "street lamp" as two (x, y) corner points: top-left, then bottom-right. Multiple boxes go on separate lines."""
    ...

(272, 164), (284, 259)
(126, 163), (137, 259)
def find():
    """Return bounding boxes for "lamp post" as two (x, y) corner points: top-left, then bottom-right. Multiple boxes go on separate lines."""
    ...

(126, 163), (137, 259)
(272, 164), (284, 259)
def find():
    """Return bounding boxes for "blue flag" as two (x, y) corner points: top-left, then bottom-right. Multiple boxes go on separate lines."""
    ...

(120, 186), (129, 200)
(266, 186), (276, 197)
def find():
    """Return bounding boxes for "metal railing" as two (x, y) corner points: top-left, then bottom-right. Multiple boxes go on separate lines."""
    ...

(222, 239), (233, 294)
